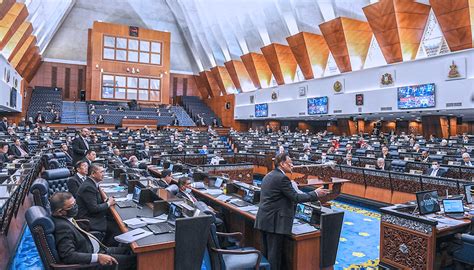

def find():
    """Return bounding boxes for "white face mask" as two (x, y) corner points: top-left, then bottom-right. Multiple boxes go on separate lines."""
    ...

(184, 188), (192, 194)
(432, 165), (439, 170)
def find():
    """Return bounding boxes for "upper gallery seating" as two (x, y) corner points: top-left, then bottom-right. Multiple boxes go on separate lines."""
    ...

(88, 102), (196, 126)
(181, 96), (221, 126)
(27, 87), (63, 123)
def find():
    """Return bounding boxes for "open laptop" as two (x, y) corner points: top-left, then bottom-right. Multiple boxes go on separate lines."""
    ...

(443, 199), (465, 219)
(116, 186), (141, 208)
(231, 189), (253, 207)
(464, 184), (474, 205)
(147, 203), (182, 234)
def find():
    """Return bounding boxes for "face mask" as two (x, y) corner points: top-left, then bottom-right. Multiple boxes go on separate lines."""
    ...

(432, 165), (439, 170)
(64, 204), (78, 218)
(184, 188), (192, 194)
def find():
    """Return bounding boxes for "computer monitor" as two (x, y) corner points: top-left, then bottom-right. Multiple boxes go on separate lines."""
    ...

(169, 163), (174, 172)
(416, 190), (441, 215)
(295, 203), (313, 223)
(214, 177), (223, 188)
(243, 189), (255, 203)
(443, 199), (464, 214)
(464, 184), (474, 204)
(168, 203), (183, 224)
(132, 186), (141, 203)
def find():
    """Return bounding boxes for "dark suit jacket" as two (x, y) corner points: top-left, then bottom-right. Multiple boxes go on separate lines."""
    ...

(462, 161), (473, 167)
(0, 121), (7, 131)
(67, 174), (85, 197)
(255, 169), (318, 235)
(63, 150), (73, 165)
(9, 144), (29, 157)
(76, 177), (109, 232)
(52, 216), (93, 264)
(427, 168), (446, 177)
(376, 164), (391, 171)
(0, 153), (9, 163)
(72, 136), (89, 164)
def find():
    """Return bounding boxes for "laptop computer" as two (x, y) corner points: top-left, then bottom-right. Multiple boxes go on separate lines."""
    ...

(147, 203), (182, 234)
(464, 184), (474, 205)
(443, 199), (466, 219)
(116, 186), (141, 208)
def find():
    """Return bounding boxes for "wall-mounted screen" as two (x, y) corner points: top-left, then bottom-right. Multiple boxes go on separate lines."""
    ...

(398, 83), (435, 109)
(307, 96), (328, 115)
(255, 103), (268, 117)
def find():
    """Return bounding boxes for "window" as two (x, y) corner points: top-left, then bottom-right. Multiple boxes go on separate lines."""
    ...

(101, 74), (161, 102)
(102, 35), (162, 65)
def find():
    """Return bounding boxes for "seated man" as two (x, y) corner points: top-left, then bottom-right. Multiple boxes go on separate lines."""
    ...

(9, 138), (29, 158)
(60, 143), (73, 165)
(419, 150), (431, 163)
(82, 150), (97, 168)
(155, 169), (173, 188)
(199, 145), (208, 155)
(176, 177), (198, 203)
(300, 148), (311, 161)
(172, 144), (185, 154)
(127, 155), (139, 168)
(375, 158), (390, 171)
(0, 142), (13, 164)
(210, 152), (224, 165)
(380, 146), (391, 159)
(462, 153), (473, 167)
(76, 165), (118, 245)
(426, 161), (446, 177)
(111, 148), (125, 165)
(50, 192), (135, 269)
(343, 153), (357, 166)
(67, 161), (89, 197)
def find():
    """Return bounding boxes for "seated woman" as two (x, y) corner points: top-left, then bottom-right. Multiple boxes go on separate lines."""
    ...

(96, 115), (105, 124)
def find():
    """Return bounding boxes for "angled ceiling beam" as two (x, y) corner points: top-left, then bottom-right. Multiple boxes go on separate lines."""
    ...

(17, 45), (38, 75)
(287, 32), (329, 80)
(210, 66), (237, 95)
(363, 0), (430, 63)
(4, 21), (32, 61)
(0, 3), (28, 50)
(241, 52), (272, 89)
(10, 34), (36, 69)
(200, 70), (221, 97)
(194, 75), (211, 99)
(224, 60), (254, 92)
(430, 0), (474, 51)
(0, 0), (15, 20)
(261, 43), (298, 85)
(24, 54), (41, 82)
(320, 17), (373, 73)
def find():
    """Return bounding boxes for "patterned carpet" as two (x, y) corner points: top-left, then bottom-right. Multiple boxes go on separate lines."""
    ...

(331, 201), (381, 270)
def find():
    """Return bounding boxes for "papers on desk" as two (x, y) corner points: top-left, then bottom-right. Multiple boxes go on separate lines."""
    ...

(101, 185), (127, 193)
(114, 195), (132, 202)
(238, 205), (259, 212)
(123, 217), (167, 229)
(201, 189), (223, 196)
(292, 223), (318, 235)
(216, 195), (232, 201)
(114, 228), (153, 244)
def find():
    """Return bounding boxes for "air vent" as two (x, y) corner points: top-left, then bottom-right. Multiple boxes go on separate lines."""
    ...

(299, 112), (306, 115)
(446, 102), (462, 107)
(333, 110), (342, 113)
(381, 107), (392, 111)
(358, 107), (362, 112)
(271, 114), (277, 117)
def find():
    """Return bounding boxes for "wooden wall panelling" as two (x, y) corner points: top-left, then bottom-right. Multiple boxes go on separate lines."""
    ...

(4, 21), (32, 61)
(193, 75), (209, 99)
(240, 52), (272, 89)
(0, 3), (27, 50)
(261, 43), (298, 85)
(210, 66), (236, 94)
(363, 0), (430, 64)
(449, 117), (458, 136)
(205, 94), (247, 131)
(9, 34), (35, 69)
(169, 73), (200, 99)
(0, 0), (15, 20)
(24, 55), (41, 83)
(286, 32), (329, 79)
(430, 0), (474, 51)
(320, 17), (373, 72)
(422, 115), (448, 138)
(224, 60), (253, 92)
(87, 21), (171, 103)
(199, 71), (221, 97)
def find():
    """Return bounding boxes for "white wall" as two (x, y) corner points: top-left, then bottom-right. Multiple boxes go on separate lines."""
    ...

(234, 49), (474, 120)
(0, 54), (23, 112)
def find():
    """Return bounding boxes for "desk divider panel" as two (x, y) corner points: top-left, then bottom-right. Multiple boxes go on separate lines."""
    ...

(364, 169), (391, 190)
(420, 176), (459, 196)
(389, 172), (422, 194)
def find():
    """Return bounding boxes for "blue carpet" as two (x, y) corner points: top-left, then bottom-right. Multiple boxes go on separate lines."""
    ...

(331, 201), (380, 270)
(10, 226), (43, 270)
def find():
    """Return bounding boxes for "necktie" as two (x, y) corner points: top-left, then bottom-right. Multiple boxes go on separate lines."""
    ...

(71, 218), (107, 249)
(83, 137), (89, 150)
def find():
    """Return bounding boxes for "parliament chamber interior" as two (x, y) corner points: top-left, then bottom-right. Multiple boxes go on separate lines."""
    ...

(2, 0), (474, 269)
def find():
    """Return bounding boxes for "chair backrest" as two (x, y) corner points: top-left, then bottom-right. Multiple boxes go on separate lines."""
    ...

(30, 178), (51, 212)
(25, 206), (59, 270)
(47, 159), (61, 169)
(174, 215), (213, 270)
(207, 222), (225, 270)
(391, 160), (407, 173)
(41, 168), (72, 194)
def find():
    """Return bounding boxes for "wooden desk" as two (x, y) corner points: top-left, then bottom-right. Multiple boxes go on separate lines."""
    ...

(121, 119), (157, 129)
(379, 205), (470, 269)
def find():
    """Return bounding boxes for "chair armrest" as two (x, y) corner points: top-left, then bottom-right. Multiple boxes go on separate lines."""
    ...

(210, 248), (262, 270)
(216, 231), (243, 241)
(461, 234), (474, 245)
(51, 263), (99, 269)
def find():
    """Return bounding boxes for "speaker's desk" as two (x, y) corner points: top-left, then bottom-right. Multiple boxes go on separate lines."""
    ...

(192, 185), (342, 270)
(379, 204), (470, 269)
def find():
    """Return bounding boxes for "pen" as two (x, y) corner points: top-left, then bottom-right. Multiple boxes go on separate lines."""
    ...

(132, 231), (145, 237)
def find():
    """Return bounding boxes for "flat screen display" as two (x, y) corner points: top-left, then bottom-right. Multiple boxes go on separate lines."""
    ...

(295, 203), (313, 222)
(416, 190), (440, 215)
(307, 96), (328, 115)
(464, 184), (474, 204)
(255, 103), (268, 117)
(398, 83), (435, 109)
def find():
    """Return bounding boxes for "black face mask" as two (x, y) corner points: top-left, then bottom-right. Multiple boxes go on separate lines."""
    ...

(64, 204), (78, 218)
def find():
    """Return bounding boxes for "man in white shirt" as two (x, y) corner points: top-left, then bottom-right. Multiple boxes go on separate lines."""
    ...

(462, 153), (473, 167)
(210, 152), (224, 165)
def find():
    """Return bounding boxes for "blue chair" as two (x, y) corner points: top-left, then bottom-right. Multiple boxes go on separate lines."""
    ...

(41, 168), (72, 194)
(453, 233), (474, 268)
(390, 160), (407, 173)
(25, 206), (98, 270)
(30, 178), (51, 212)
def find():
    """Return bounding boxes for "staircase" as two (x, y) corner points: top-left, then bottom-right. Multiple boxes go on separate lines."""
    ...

(61, 101), (90, 124)
(181, 96), (222, 126)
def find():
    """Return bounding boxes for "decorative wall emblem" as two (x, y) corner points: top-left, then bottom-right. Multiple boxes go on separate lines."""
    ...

(380, 73), (393, 86)
(356, 94), (364, 106)
(271, 91), (278, 101)
(448, 61), (461, 78)
(249, 95), (254, 104)
(298, 86), (307, 97)
(333, 81), (342, 93)
(224, 101), (231, 110)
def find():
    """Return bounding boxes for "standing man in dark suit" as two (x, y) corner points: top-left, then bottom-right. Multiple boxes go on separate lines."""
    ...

(76, 165), (117, 245)
(72, 128), (90, 164)
(50, 192), (135, 269)
(67, 161), (89, 197)
(255, 153), (329, 270)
